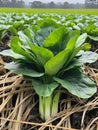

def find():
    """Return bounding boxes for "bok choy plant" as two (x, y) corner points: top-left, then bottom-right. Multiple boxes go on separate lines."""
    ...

(0, 19), (98, 121)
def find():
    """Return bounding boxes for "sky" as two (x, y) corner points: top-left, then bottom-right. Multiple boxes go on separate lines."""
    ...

(25, 0), (85, 4)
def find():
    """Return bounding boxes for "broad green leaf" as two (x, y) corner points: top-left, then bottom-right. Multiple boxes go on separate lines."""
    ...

(31, 79), (59, 97)
(59, 32), (70, 50)
(75, 33), (87, 48)
(34, 26), (55, 47)
(88, 35), (98, 41)
(18, 31), (32, 49)
(54, 69), (97, 98)
(5, 62), (44, 77)
(64, 51), (98, 71)
(66, 30), (80, 51)
(63, 46), (81, 68)
(0, 49), (25, 60)
(66, 41), (88, 67)
(61, 59), (80, 72)
(30, 46), (54, 66)
(77, 51), (98, 64)
(24, 28), (34, 40)
(10, 36), (38, 63)
(43, 26), (66, 48)
(59, 30), (79, 51)
(45, 49), (70, 75)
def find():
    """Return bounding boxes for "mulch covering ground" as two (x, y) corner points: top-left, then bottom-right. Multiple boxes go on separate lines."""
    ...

(0, 41), (98, 130)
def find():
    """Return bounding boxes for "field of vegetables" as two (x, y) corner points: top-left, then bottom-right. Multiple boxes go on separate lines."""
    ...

(0, 12), (98, 130)
(0, 8), (98, 15)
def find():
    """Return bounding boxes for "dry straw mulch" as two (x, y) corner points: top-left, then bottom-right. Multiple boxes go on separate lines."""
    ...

(0, 56), (98, 130)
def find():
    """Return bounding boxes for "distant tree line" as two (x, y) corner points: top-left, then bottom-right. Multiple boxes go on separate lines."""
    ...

(29, 1), (85, 8)
(0, 0), (98, 8)
(29, 1), (98, 8)
(0, 0), (25, 8)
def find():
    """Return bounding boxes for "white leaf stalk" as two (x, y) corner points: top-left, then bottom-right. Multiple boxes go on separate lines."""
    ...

(39, 92), (60, 121)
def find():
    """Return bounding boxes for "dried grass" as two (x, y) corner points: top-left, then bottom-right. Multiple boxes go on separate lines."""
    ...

(0, 56), (98, 130)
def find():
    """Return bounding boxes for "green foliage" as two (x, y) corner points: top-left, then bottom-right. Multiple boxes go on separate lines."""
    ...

(54, 69), (96, 98)
(0, 13), (98, 43)
(45, 49), (70, 75)
(0, 17), (98, 121)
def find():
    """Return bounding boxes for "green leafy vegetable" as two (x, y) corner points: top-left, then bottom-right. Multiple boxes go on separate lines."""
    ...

(0, 18), (97, 121)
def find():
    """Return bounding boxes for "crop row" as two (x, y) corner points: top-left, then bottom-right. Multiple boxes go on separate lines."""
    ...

(0, 13), (98, 43)
(0, 8), (98, 15)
